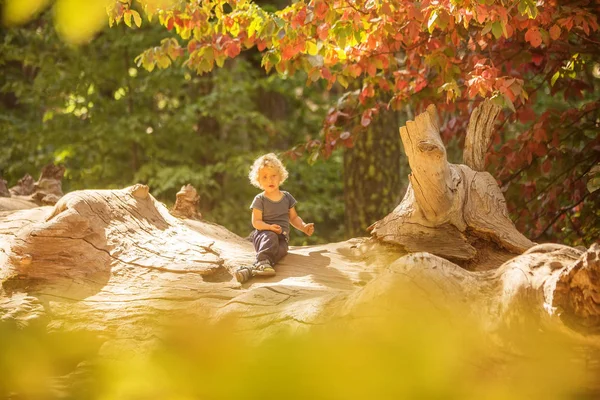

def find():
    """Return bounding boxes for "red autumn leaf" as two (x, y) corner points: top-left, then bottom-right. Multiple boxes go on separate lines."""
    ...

(317, 23), (329, 40)
(367, 63), (377, 77)
(525, 27), (542, 48)
(166, 17), (174, 31)
(534, 142), (547, 157)
(187, 40), (199, 53)
(348, 64), (362, 77)
(415, 78), (427, 93)
(315, 1), (328, 20)
(282, 45), (297, 60)
(226, 41), (241, 58)
(533, 127), (547, 142)
(542, 158), (552, 174)
(295, 8), (307, 27)
(531, 53), (544, 66)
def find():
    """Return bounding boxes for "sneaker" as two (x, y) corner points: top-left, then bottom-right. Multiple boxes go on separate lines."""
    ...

(252, 260), (276, 277)
(235, 266), (253, 283)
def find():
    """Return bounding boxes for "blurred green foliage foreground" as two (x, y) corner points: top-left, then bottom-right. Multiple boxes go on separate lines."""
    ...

(1, 286), (596, 399)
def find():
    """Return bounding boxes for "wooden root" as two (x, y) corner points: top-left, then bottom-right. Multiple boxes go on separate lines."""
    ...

(370, 103), (534, 266)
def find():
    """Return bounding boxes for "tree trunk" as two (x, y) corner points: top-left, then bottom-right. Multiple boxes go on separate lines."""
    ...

(344, 104), (401, 237)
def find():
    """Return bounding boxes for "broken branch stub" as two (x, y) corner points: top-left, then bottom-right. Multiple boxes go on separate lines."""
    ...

(463, 99), (502, 171)
(170, 184), (202, 220)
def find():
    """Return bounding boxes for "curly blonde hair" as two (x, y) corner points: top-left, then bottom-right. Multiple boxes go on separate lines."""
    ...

(248, 153), (289, 189)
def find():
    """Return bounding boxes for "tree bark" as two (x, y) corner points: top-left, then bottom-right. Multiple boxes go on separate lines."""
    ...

(463, 99), (501, 171)
(344, 101), (401, 237)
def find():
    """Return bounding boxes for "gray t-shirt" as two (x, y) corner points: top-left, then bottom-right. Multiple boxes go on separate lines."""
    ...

(250, 191), (297, 237)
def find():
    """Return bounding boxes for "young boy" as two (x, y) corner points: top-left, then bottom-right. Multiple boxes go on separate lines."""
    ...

(235, 153), (314, 283)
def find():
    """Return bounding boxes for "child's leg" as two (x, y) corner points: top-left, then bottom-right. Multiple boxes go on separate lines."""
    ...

(273, 234), (289, 264)
(252, 230), (280, 265)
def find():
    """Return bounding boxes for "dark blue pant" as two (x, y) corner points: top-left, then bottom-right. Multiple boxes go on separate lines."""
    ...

(252, 230), (288, 266)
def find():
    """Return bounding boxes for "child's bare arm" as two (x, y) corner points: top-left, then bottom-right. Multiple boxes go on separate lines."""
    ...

(252, 208), (282, 234)
(289, 207), (314, 236)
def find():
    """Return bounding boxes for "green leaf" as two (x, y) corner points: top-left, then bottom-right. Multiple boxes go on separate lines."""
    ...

(491, 22), (503, 39)
(551, 71), (560, 86)
(587, 165), (600, 193)
(482, 22), (493, 35)
(503, 94), (516, 112)
(587, 176), (600, 193)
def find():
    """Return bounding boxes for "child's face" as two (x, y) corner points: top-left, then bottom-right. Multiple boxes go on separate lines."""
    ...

(258, 167), (281, 192)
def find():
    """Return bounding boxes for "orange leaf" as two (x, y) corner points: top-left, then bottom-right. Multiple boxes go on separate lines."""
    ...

(525, 27), (542, 47)
(549, 24), (561, 40)
(315, 1), (328, 20)
(367, 63), (377, 77)
(226, 41), (241, 58)
(317, 23), (329, 40)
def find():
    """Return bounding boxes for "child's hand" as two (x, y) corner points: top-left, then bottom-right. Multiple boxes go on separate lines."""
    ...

(303, 223), (315, 236)
(270, 224), (282, 234)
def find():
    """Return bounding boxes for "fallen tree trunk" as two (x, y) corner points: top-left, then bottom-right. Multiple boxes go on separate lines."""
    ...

(0, 105), (599, 392)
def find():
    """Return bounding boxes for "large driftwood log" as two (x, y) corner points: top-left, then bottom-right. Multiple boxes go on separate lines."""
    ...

(1, 186), (598, 345)
(0, 105), (598, 390)
(370, 104), (533, 268)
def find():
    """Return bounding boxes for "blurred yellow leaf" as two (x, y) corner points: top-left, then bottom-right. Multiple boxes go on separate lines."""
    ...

(124, 11), (133, 27)
(131, 10), (142, 28)
(54, 0), (112, 45)
(2, 0), (52, 26)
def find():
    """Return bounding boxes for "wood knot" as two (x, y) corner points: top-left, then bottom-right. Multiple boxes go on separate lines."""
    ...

(130, 184), (150, 199)
(18, 254), (33, 266)
(417, 141), (444, 158)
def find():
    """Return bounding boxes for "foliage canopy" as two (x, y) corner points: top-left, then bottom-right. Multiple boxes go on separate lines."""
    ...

(113, 0), (599, 245)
